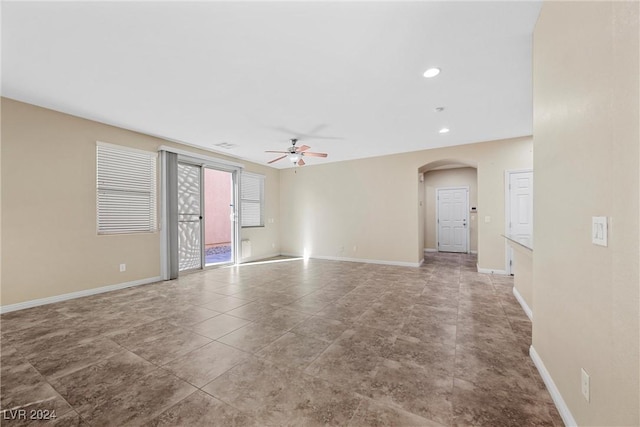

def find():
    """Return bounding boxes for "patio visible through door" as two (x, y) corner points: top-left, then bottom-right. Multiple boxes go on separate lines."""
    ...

(204, 168), (234, 266)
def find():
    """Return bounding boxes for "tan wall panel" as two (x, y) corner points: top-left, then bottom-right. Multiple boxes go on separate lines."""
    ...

(511, 243), (532, 312)
(280, 136), (532, 269)
(1, 98), (280, 306)
(532, 1), (639, 424)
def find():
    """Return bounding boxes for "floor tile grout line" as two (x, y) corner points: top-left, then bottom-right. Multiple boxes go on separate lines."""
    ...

(213, 328), (290, 355)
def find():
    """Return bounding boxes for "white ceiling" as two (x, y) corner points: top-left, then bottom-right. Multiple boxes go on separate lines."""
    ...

(2, 1), (541, 169)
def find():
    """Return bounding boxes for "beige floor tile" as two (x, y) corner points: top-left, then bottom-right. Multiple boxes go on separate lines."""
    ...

(256, 332), (329, 370)
(0, 254), (559, 427)
(163, 341), (250, 387)
(143, 390), (257, 426)
(203, 358), (361, 426)
(190, 314), (252, 340)
(217, 322), (288, 353)
(50, 351), (196, 426)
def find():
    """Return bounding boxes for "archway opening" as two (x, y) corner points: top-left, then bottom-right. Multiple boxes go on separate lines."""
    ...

(418, 159), (478, 263)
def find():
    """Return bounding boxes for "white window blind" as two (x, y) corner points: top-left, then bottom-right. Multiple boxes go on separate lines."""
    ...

(97, 142), (157, 234)
(241, 172), (265, 227)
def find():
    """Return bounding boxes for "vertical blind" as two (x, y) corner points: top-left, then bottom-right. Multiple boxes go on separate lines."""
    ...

(97, 143), (158, 234)
(241, 172), (265, 227)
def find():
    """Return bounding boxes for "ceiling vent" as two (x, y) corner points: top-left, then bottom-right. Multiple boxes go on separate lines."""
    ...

(214, 142), (237, 149)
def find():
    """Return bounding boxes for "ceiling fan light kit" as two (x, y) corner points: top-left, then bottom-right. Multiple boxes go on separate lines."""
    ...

(266, 138), (328, 167)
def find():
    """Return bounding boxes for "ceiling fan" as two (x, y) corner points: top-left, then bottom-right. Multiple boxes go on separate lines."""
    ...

(265, 138), (328, 166)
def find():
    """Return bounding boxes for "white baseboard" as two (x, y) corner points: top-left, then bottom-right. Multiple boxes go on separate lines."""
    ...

(418, 258), (425, 267)
(0, 276), (162, 314)
(240, 252), (281, 263)
(512, 287), (533, 321)
(424, 248), (477, 255)
(313, 254), (422, 268)
(281, 253), (421, 268)
(476, 264), (508, 275)
(530, 346), (577, 427)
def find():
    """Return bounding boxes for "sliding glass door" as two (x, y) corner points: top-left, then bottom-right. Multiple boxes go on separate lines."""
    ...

(177, 162), (237, 272)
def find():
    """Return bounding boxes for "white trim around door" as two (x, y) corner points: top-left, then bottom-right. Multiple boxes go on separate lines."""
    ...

(504, 169), (533, 274)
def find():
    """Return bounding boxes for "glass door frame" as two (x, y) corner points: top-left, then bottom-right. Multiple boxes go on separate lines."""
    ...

(177, 161), (204, 272)
(201, 166), (239, 268)
(159, 146), (243, 280)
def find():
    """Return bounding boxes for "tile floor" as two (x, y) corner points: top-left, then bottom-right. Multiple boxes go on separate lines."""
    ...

(0, 253), (563, 426)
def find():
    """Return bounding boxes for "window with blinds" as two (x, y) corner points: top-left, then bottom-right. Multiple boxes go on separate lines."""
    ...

(241, 172), (265, 227)
(96, 142), (158, 234)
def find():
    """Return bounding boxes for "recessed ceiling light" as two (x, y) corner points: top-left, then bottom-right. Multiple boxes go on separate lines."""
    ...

(423, 67), (441, 78)
(439, 128), (450, 134)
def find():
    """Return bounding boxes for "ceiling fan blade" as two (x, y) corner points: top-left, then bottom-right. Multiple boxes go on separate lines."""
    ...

(301, 152), (328, 158)
(268, 126), (301, 136)
(297, 158), (306, 166)
(267, 155), (287, 164)
(265, 150), (289, 154)
(305, 124), (328, 135)
(296, 145), (311, 152)
(297, 134), (343, 141)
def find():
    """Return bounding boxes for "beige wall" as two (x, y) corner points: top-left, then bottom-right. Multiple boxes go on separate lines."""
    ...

(280, 136), (532, 269)
(0, 97), (3, 306)
(510, 243), (532, 313)
(424, 167), (478, 252)
(1, 98), (280, 306)
(532, 2), (639, 425)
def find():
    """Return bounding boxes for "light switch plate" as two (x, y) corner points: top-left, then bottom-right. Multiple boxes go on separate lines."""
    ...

(592, 216), (608, 247)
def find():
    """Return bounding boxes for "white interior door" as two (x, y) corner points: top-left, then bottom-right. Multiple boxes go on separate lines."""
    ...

(507, 170), (533, 273)
(508, 171), (533, 241)
(437, 187), (469, 253)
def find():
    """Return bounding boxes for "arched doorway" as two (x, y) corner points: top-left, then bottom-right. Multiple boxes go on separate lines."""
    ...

(418, 159), (478, 261)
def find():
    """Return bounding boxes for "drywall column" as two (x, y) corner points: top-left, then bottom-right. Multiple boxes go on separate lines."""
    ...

(532, 1), (639, 425)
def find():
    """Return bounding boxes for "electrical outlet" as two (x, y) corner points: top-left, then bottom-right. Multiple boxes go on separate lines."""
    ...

(119, 263), (126, 272)
(271, 243), (276, 249)
(484, 216), (491, 223)
(581, 368), (590, 402)
(353, 245), (357, 252)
